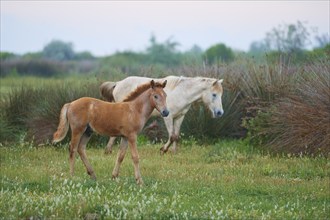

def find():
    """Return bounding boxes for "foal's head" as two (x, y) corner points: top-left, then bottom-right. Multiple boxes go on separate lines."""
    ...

(150, 80), (169, 117)
(202, 79), (224, 118)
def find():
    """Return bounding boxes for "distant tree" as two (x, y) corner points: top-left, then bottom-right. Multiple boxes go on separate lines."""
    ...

(146, 34), (181, 66)
(264, 21), (311, 53)
(204, 43), (234, 64)
(181, 45), (203, 64)
(0, 52), (17, 60)
(75, 51), (95, 60)
(249, 41), (268, 54)
(315, 33), (330, 48)
(187, 44), (203, 55)
(22, 52), (43, 59)
(43, 40), (75, 61)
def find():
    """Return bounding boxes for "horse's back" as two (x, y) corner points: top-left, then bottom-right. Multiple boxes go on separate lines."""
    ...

(113, 76), (180, 102)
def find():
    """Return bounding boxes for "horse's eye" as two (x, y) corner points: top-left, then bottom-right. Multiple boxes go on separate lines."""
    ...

(154, 95), (158, 99)
(212, 94), (216, 98)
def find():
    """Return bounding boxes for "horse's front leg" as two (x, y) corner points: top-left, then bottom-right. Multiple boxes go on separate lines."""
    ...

(128, 135), (143, 185)
(160, 116), (174, 155)
(171, 115), (185, 153)
(112, 138), (128, 179)
(104, 136), (117, 154)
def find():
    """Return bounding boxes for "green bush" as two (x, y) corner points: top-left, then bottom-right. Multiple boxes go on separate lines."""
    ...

(0, 59), (66, 77)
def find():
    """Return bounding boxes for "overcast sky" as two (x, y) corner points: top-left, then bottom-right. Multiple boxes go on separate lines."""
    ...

(1, 1), (329, 56)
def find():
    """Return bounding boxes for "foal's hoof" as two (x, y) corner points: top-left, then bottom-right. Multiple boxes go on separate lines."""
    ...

(112, 174), (118, 180)
(136, 178), (144, 186)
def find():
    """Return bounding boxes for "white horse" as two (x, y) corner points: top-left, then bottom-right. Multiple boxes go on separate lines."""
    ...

(100, 75), (224, 154)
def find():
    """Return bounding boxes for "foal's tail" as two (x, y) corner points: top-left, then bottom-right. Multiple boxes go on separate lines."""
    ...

(53, 103), (70, 144)
(100, 81), (116, 102)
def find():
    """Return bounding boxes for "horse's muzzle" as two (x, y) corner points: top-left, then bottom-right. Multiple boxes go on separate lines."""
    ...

(161, 109), (170, 117)
(214, 110), (224, 118)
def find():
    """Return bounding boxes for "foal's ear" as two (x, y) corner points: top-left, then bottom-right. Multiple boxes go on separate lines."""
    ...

(151, 80), (155, 89)
(219, 79), (224, 84)
(162, 80), (167, 88)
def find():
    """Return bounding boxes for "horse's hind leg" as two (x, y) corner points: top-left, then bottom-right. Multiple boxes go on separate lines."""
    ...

(171, 115), (185, 153)
(112, 138), (128, 179)
(78, 134), (96, 180)
(104, 136), (116, 155)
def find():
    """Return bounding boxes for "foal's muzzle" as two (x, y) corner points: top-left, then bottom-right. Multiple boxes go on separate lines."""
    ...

(161, 109), (170, 117)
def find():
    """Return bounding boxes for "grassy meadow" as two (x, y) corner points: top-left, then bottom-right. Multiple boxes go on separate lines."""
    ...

(1, 140), (329, 219)
(0, 57), (329, 219)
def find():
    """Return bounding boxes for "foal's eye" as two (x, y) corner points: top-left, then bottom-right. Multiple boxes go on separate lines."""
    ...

(212, 93), (216, 98)
(154, 95), (158, 99)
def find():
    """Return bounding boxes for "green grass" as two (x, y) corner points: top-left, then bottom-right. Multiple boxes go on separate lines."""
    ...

(1, 140), (329, 219)
(0, 75), (99, 97)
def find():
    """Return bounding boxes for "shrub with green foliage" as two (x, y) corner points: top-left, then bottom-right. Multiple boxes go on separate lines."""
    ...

(0, 59), (66, 77)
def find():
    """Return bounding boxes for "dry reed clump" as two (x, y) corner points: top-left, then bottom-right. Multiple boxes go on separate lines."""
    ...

(265, 62), (330, 156)
(243, 58), (330, 156)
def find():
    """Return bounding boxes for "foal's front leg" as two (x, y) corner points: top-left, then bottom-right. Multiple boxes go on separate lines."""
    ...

(112, 138), (128, 179)
(128, 135), (143, 185)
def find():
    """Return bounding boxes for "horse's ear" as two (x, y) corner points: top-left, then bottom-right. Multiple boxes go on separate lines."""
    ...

(213, 79), (223, 86)
(151, 80), (155, 89)
(162, 80), (167, 88)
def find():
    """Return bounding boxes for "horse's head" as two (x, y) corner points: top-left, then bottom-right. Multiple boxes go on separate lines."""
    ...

(202, 79), (224, 118)
(150, 80), (169, 117)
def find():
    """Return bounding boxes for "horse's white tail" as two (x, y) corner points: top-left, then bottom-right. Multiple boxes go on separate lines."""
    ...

(100, 81), (116, 102)
(53, 103), (70, 144)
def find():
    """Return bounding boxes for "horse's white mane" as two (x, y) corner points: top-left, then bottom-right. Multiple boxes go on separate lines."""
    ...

(164, 76), (185, 90)
(164, 76), (218, 90)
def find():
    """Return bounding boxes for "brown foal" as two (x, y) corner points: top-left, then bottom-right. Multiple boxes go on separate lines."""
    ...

(53, 80), (168, 185)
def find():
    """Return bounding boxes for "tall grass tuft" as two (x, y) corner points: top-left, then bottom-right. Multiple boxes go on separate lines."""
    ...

(243, 58), (330, 156)
(264, 61), (329, 155)
(1, 80), (100, 144)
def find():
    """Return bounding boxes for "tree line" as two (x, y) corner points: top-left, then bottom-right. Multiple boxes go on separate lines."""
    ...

(1, 21), (329, 77)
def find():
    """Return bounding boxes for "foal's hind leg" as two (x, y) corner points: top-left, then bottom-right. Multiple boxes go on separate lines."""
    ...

(78, 134), (96, 180)
(69, 130), (84, 177)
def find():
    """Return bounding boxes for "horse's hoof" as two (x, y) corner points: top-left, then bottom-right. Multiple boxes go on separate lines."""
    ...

(104, 149), (112, 155)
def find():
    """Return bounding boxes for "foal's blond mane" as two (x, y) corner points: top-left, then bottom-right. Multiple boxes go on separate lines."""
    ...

(123, 81), (164, 102)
